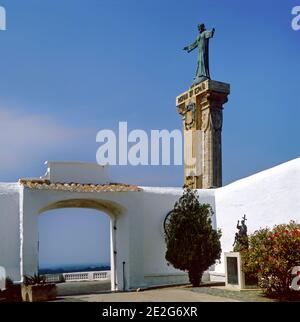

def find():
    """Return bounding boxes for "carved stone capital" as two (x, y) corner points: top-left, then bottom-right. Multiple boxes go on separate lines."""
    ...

(198, 91), (229, 111)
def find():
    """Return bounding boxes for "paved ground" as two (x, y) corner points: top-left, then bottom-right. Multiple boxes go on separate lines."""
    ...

(189, 286), (274, 302)
(55, 285), (240, 302)
(55, 282), (276, 302)
(56, 281), (111, 297)
(55, 281), (299, 302)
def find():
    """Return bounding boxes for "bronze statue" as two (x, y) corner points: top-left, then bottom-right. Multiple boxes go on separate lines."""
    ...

(233, 215), (249, 251)
(183, 23), (215, 86)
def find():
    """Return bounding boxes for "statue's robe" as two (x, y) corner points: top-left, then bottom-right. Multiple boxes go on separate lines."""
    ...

(186, 29), (215, 85)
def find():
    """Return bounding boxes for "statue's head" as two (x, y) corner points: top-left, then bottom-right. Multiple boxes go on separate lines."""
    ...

(198, 23), (206, 33)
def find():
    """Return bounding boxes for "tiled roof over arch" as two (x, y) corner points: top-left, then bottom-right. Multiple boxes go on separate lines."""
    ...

(19, 179), (143, 193)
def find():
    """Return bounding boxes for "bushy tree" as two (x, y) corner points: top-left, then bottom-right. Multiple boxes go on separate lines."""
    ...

(164, 188), (222, 287)
(242, 221), (300, 296)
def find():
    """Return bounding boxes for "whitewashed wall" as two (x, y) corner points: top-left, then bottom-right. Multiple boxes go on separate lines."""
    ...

(43, 161), (110, 184)
(19, 186), (216, 290)
(0, 183), (21, 281)
(138, 187), (215, 286)
(214, 157), (300, 273)
(0, 158), (300, 288)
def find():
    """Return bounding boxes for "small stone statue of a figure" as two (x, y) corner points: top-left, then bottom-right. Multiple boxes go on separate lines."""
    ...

(183, 23), (215, 86)
(233, 215), (249, 252)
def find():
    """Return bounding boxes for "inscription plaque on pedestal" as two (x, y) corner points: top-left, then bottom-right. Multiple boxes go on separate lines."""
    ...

(227, 257), (238, 285)
(224, 252), (245, 290)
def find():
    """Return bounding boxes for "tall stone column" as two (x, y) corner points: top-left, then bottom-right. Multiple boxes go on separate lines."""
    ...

(176, 80), (230, 189)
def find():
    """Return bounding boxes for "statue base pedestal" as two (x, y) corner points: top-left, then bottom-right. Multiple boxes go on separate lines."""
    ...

(191, 75), (210, 87)
(176, 80), (230, 189)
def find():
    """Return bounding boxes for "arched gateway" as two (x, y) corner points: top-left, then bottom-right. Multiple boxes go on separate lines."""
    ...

(2, 161), (216, 290)
(24, 194), (128, 292)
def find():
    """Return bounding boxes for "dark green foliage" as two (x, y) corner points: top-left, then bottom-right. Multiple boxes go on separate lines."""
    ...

(164, 188), (222, 287)
(242, 222), (300, 297)
(23, 274), (47, 286)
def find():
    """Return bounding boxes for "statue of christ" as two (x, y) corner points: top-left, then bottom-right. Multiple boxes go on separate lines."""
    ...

(183, 23), (215, 86)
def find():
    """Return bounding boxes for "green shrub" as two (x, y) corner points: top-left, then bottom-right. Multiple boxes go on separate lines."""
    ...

(23, 274), (47, 286)
(242, 221), (300, 296)
(164, 188), (222, 287)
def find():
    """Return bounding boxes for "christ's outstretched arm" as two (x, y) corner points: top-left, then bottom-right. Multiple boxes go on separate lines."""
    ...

(183, 39), (198, 53)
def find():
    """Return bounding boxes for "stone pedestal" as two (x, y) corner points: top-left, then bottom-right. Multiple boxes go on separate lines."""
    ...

(224, 252), (245, 290)
(177, 80), (230, 189)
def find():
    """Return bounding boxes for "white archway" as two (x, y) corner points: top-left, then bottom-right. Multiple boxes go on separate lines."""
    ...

(21, 196), (128, 292)
(38, 205), (112, 290)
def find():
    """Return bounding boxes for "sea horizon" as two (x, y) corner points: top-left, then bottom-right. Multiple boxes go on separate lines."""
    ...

(39, 263), (111, 274)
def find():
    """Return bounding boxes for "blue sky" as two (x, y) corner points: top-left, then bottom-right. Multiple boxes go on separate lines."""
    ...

(0, 0), (299, 267)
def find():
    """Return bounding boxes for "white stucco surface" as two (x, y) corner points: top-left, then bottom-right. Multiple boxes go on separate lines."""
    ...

(0, 183), (21, 281)
(42, 161), (109, 184)
(214, 157), (300, 273)
(0, 158), (300, 289)
(139, 187), (215, 286)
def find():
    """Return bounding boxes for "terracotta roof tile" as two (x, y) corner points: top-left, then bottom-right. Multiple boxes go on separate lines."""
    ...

(19, 179), (142, 193)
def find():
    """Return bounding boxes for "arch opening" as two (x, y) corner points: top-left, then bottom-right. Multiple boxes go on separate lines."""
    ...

(37, 199), (122, 293)
(39, 198), (124, 217)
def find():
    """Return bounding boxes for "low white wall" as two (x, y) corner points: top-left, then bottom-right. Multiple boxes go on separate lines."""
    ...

(214, 158), (300, 273)
(144, 273), (189, 287)
(0, 183), (21, 281)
